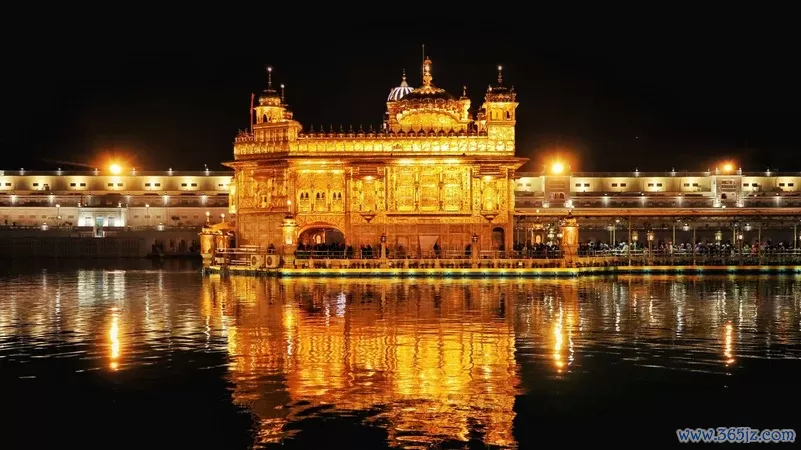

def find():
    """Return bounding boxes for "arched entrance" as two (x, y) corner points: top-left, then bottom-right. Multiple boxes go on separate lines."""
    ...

(299, 227), (345, 246)
(297, 225), (346, 258)
(492, 227), (505, 252)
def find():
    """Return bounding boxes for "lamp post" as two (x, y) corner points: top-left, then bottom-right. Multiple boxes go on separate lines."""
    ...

(55, 204), (61, 222)
(380, 233), (387, 261)
(647, 230), (654, 265)
(145, 204), (150, 227)
(630, 230), (639, 266)
(220, 213), (226, 223)
(205, 211), (210, 224)
(737, 232), (744, 265)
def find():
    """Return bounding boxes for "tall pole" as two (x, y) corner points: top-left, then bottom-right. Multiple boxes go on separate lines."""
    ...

(692, 225), (696, 266)
(794, 223), (797, 251)
(672, 222), (676, 265)
(249, 92), (255, 133)
(672, 223), (676, 247)
(628, 218), (632, 266)
(758, 222), (762, 265)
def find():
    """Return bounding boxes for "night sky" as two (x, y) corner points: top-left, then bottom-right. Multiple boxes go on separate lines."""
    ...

(3, 21), (799, 173)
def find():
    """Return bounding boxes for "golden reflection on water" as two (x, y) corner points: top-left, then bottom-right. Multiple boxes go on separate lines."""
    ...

(198, 275), (801, 447)
(109, 311), (120, 370)
(206, 277), (521, 447)
(3, 271), (801, 448)
(724, 322), (735, 365)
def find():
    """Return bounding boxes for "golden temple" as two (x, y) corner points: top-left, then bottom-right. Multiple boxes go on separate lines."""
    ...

(225, 57), (525, 254)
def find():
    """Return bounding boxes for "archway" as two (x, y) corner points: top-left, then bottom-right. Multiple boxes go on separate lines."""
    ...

(297, 225), (346, 258)
(492, 227), (505, 252)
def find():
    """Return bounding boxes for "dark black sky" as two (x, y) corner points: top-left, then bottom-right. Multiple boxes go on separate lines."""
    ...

(3, 18), (799, 173)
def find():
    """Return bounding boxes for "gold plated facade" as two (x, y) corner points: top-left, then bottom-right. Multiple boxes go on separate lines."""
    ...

(226, 60), (526, 253)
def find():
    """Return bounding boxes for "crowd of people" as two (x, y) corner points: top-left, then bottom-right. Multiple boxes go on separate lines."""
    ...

(287, 238), (798, 261)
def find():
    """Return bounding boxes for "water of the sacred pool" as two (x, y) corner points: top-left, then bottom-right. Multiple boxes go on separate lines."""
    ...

(1, 260), (799, 448)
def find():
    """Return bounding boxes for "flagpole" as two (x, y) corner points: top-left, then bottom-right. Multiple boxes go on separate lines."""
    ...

(249, 92), (255, 133)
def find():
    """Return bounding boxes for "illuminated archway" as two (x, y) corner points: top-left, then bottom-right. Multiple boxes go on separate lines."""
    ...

(298, 223), (345, 247)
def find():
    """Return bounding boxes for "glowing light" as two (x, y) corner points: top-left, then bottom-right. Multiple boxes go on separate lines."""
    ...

(551, 162), (565, 174)
(109, 164), (122, 175)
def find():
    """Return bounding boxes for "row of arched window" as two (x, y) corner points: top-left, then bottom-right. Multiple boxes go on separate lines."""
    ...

(298, 191), (343, 201)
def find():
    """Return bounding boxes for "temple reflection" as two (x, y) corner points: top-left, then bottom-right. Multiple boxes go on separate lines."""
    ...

(205, 277), (521, 447)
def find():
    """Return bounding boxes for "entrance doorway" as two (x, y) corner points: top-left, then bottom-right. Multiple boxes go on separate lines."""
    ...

(299, 227), (345, 246)
(297, 227), (346, 258)
(492, 227), (505, 251)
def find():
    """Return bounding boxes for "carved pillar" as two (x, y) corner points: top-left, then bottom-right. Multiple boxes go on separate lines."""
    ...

(471, 232), (479, 268)
(281, 215), (299, 268)
(344, 169), (353, 246)
(380, 233), (387, 268)
(560, 213), (579, 267)
(199, 229), (216, 267)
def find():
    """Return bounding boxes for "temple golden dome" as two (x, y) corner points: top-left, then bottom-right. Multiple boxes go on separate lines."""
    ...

(383, 57), (471, 133)
(397, 57), (456, 102)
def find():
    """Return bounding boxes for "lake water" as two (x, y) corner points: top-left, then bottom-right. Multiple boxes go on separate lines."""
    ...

(1, 260), (800, 448)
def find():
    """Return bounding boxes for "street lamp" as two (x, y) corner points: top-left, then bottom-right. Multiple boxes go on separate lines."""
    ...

(220, 213), (226, 223)
(205, 211), (210, 223)
(55, 204), (61, 220)
(551, 162), (565, 174)
(145, 203), (150, 227)
(109, 164), (122, 175)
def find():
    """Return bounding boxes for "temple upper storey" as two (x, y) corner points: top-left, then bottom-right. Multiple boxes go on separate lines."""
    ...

(233, 58), (518, 159)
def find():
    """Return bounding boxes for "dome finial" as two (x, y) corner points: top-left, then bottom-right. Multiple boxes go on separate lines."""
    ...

(462, 85), (468, 97)
(280, 84), (285, 102)
(497, 65), (503, 85)
(423, 57), (433, 87)
(266, 66), (273, 89)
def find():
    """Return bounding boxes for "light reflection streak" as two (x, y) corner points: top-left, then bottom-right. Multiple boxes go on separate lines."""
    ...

(109, 311), (120, 370)
(724, 322), (735, 365)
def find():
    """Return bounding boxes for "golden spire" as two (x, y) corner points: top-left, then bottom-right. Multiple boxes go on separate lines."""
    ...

(280, 84), (285, 102)
(422, 57), (433, 87)
(401, 68), (408, 86)
(497, 65), (503, 85)
(266, 66), (273, 89)
(462, 85), (468, 97)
